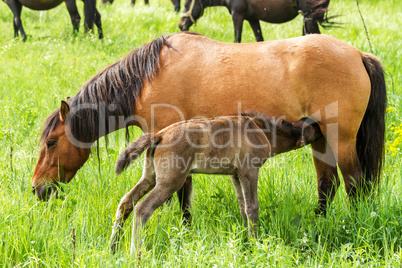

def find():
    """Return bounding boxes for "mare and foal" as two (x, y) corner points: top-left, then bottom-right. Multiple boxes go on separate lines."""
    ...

(111, 112), (322, 253)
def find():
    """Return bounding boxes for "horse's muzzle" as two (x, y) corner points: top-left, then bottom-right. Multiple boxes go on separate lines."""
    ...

(32, 184), (53, 201)
(178, 18), (191, 32)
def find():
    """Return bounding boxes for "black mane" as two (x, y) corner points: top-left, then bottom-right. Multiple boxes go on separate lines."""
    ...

(40, 35), (173, 144)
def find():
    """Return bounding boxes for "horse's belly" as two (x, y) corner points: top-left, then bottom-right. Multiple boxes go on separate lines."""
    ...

(247, 0), (299, 23)
(19, 0), (64, 10)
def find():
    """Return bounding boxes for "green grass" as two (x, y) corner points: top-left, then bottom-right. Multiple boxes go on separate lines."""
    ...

(0, 0), (401, 266)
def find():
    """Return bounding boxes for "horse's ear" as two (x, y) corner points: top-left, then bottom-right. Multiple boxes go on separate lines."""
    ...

(66, 96), (71, 102)
(59, 100), (70, 122)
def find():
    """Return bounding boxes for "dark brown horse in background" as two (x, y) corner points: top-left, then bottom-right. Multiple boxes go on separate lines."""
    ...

(179, 0), (333, 42)
(32, 33), (386, 252)
(3, 0), (103, 40)
(102, 0), (181, 12)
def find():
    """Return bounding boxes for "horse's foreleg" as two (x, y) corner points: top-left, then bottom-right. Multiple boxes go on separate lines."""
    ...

(110, 176), (155, 253)
(5, 0), (26, 40)
(248, 19), (263, 42)
(231, 12), (244, 43)
(311, 137), (340, 215)
(64, 0), (81, 34)
(131, 0), (136, 6)
(177, 175), (193, 224)
(144, 0), (149, 5)
(238, 170), (259, 238)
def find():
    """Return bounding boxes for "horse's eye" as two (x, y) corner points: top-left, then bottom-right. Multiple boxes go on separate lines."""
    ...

(47, 140), (57, 148)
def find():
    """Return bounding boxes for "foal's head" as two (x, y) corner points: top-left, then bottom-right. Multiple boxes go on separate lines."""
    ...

(243, 111), (322, 154)
(179, 0), (204, 31)
(32, 101), (91, 200)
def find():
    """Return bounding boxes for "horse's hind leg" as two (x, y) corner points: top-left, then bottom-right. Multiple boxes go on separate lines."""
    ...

(311, 137), (340, 215)
(337, 142), (364, 203)
(231, 12), (244, 43)
(248, 19), (263, 42)
(5, 0), (26, 40)
(64, 0), (81, 34)
(93, 7), (103, 39)
(177, 175), (193, 224)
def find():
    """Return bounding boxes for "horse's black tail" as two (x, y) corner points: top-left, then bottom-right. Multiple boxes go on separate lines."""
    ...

(357, 53), (387, 192)
(84, 0), (96, 32)
(115, 134), (162, 175)
(311, 0), (339, 28)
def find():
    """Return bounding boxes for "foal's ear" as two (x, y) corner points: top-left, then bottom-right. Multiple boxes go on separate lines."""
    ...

(66, 96), (71, 102)
(59, 100), (70, 122)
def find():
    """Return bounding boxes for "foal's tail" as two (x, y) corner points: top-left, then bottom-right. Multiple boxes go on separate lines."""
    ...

(116, 134), (162, 175)
(357, 53), (387, 192)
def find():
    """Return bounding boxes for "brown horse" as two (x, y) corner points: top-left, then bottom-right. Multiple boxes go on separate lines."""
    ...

(179, 0), (333, 42)
(3, 0), (103, 40)
(32, 32), (386, 231)
(110, 112), (322, 253)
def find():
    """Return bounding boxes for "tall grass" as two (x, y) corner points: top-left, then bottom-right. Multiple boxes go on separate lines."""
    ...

(0, 0), (401, 266)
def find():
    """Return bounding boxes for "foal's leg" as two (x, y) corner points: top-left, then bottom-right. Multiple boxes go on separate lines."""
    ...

(248, 19), (263, 42)
(230, 175), (247, 228)
(177, 175), (193, 224)
(311, 137), (340, 215)
(64, 0), (81, 34)
(110, 156), (155, 253)
(238, 169), (259, 238)
(131, 174), (187, 254)
(5, 0), (26, 40)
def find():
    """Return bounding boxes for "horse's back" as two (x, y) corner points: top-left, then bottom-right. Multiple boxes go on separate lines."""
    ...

(139, 33), (370, 134)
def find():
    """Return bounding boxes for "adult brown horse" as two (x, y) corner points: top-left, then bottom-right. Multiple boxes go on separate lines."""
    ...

(179, 0), (333, 42)
(3, 0), (103, 40)
(32, 32), (386, 229)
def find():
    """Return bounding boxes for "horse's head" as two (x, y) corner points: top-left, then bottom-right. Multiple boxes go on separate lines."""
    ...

(179, 0), (204, 31)
(32, 101), (91, 200)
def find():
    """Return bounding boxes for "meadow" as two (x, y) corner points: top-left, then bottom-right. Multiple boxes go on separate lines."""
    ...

(0, 0), (401, 266)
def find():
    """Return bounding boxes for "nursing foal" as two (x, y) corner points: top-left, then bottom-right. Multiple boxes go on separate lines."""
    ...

(112, 113), (322, 253)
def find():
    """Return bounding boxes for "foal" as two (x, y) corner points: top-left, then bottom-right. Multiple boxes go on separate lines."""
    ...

(111, 113), (322, 254)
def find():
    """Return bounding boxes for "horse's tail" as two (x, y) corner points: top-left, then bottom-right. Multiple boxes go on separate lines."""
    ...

(116, 134), (162, 175)
(310, 0), (338, 28)
(84, 0), (96, 31)
(357, 53), (387, 192)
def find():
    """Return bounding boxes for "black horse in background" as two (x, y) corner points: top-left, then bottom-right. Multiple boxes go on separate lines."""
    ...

(102, 0), (181, 12)
(179, 0), (334, 42)
(3, 0), (103, 40)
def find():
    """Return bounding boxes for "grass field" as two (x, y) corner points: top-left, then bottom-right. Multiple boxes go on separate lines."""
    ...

(0, 0), (401, 266)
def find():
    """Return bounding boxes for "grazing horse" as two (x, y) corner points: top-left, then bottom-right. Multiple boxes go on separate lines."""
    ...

(32, 32), (386, 248)
(3, 0), (103, 40)
(102, 0), (181, 12)
(179, 0), (333, 42)
(111, 113), (322, 253)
